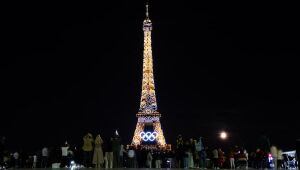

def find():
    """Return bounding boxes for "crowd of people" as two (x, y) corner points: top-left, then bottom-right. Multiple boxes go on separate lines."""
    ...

(173, 135), (297, 169)
(0, 134), (298, 169)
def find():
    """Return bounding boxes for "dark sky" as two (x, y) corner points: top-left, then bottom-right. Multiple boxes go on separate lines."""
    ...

(1, 1), (300, 151)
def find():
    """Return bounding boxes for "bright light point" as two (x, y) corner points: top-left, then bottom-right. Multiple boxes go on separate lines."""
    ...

(220, 131), (227, 139)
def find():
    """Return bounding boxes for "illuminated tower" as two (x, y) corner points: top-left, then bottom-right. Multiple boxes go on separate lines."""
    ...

(131, 4), (170, 150)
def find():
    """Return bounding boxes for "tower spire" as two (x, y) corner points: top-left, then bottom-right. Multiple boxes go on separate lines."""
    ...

(146, 2), (149, 19)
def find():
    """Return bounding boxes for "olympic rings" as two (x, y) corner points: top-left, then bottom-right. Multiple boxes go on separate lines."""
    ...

(140, 131), (158, 142)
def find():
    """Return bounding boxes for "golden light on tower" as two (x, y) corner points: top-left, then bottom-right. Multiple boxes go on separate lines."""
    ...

(130, 3), (170, 150)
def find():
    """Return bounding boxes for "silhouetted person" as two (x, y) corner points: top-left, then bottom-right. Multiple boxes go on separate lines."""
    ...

(13, 151), (19, 168)
(41, 146), (49, 168)
(212, 148), (219, 169)
(112, 131), (121, 168)
(104, 137), (113, 168)
(154, 151), (162, 168)
(270, 145), (278, 169)
(176, 134), (184, 168)
(32, 154), (37, 168)
(127, 146), (136, 168)
(60, 141), (69, 168)
(82, 133), (93, 168)
(146, 150), (153, 168)
(277, 149), (283, 169)
(119, 144), (126, 167)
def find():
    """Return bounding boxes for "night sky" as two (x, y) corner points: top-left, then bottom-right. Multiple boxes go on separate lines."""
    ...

(1, 1), (300, 152)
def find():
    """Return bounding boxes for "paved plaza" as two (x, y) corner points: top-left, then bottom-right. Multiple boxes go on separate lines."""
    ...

(1, 168), (262, 170)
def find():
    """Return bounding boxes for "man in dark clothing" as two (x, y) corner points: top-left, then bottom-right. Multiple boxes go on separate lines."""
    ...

(111, 132), (121, 168)
(140, 148), (148, 168)
(104, 138), (113, 168)
(255, 149), (263, 169)
(176, 135), (184, 168)
(153, 151), (162, 168)
(135, 148), (142, 168)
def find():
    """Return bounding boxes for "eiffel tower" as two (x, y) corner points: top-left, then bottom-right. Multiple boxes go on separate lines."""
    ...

(131, 3), (170, 150)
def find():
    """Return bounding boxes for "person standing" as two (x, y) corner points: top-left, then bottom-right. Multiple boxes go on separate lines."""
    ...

(112, 131), (121, 168)
(229, 150), (235, 169)
(32, 154), (37, 168)
(255, 148), (263, 169)
(200, 147), (207, 169)
(212, 148), (219, 169)
(195, 137), (204, 168)
(270, 145), (278, 169)
(104, 137), (113, 168)
(189, 138), (195, 168)
(60, 141), (70, 168)
(13, 151), (19, 168)
(237, 149), (247, 169)
(176, 134), (184, 168)
(82, 133), (94, 168)
(41, 146), (49, 168)
(119, 144), (126, 167)
(243, 149), (249, 169)
(146, 150), (153, 168)
(218, 148), (225, 168)
(154, 151), (162, 168)
(127, 146), (136, 168)
(93, 134), (104, 168)
(183, 140), (190, 168)
(277, 149), (283, 169)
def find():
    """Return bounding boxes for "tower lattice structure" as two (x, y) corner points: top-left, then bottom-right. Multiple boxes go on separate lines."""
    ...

(131, 4), (170, 150)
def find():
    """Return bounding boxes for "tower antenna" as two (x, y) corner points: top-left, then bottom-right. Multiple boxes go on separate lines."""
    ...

(146, 2), (149, 19)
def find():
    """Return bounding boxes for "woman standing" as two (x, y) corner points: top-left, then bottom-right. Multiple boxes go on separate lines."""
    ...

(228, 150), (235, 169)
(93, 134), (104, 168)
